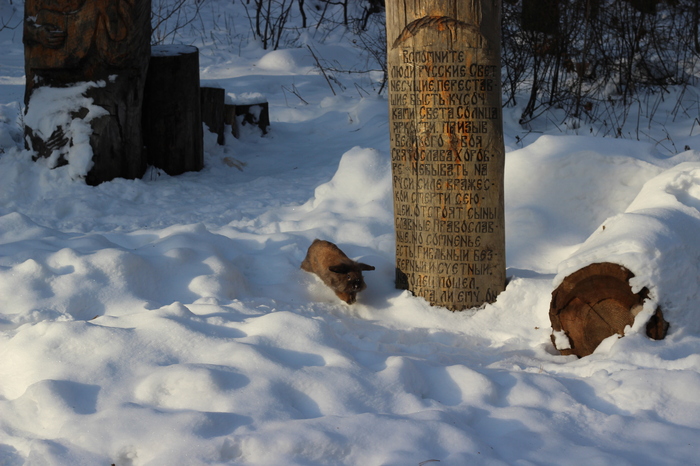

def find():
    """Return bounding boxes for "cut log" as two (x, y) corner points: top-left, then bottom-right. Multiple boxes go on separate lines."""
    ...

(23, 0), (151, 185)
(142, 45), (203, 176)
(550, 262), (668, 358)
(200, 87), (225, 145)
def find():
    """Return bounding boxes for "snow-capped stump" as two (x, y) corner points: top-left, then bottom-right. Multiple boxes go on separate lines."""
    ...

(236, 102), (270, 135)
(23, 0), (151, 185)
(223, 93), (270, 137)
(549, 262), (668, 358)
(142, 45), (203, 175)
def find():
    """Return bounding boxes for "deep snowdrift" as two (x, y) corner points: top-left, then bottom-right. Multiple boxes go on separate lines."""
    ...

(1, 1), (700, 464)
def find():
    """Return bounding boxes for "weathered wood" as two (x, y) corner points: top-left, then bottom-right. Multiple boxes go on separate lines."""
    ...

(23, 0), (151, 185)
(200, 87), (225, 145)
(386, 0), (506, 310)
(142, 45), (203, 176)
(235, 102), (270, 135)
(223, 104), (240, 139)
(550, 262), (668, 357)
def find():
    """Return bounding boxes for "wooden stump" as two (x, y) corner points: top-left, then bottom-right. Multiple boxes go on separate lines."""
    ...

(224, 104), (240, 139)
(23, 0), (151, 185)
(142, 45), (203, 176)
(235, 102), (270, 135)
(550, 262), (668, 357)
(200, 87), (225, 145)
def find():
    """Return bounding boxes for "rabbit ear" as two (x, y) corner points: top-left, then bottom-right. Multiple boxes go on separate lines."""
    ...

(329, 264), (351, 274)
(358, 263), (375, 271)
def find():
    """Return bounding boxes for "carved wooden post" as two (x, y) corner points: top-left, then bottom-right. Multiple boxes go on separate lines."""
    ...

(23, 0), (151, 185)
(386, 0), (506, 310)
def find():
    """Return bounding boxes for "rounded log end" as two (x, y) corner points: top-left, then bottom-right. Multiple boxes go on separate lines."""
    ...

(550, 262), (668, 357)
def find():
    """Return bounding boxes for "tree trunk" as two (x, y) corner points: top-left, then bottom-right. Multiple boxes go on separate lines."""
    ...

(142, 45), (203, 176)
(23, 0), (151, 185)
(385, 0), (506, 310)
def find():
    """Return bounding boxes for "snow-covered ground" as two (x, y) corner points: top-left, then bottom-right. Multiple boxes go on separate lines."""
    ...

(1, 1), (700, 464)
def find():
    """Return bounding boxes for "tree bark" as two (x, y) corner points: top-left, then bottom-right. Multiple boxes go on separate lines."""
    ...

(23, 0), (151, 185)
(386, 0), (506, 310)
(142, 45), (203, 176)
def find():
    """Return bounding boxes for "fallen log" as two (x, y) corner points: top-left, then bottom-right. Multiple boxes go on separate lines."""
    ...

(550, 262), (668, 358)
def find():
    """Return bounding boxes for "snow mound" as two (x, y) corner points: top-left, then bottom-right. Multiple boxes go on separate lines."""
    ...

(556, 161), (700, 334)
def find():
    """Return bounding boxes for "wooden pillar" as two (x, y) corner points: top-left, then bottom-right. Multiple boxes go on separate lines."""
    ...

(386, 0), (506, 310)
(142, 45), (203, 176)
(23, 0), (151, 185)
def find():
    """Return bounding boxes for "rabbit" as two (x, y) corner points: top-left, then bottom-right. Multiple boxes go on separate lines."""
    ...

(301, 239), (375, 304)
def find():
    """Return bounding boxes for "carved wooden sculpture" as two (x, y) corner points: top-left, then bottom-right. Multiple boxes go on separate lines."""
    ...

(23, 0), (151, 185)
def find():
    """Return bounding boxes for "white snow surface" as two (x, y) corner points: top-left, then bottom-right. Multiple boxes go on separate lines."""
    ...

(1, 1), (700, 464)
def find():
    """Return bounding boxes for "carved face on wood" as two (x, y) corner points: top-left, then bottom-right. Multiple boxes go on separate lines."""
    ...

(24, 0), (151, 96)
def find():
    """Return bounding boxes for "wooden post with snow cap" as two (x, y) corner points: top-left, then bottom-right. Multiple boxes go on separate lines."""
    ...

(385, 0), (506, 310)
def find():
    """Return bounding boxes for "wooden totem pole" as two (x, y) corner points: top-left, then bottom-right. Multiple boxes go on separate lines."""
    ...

(386, 0), (506, 310)
(23, 0), (151, 185)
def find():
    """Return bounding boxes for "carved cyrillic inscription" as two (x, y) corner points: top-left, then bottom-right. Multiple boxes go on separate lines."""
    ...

(387, 4), (506, 310)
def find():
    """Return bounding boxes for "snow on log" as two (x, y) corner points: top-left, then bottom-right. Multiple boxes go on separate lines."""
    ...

(550, 161), (700, 357)
(235, 102), (270, 135)
(23, 0), (151, 185)
(550, 262), (667, 358)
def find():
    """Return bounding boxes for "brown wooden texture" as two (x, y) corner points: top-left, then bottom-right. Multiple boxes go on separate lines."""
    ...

(550, 262), (668, 358)
(200, 87), (225, 145)
(223, 104), (240, 139)
(142, 45), (203, 176)
(23, 0), (151, 185)
(386, 0), (506, 310)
